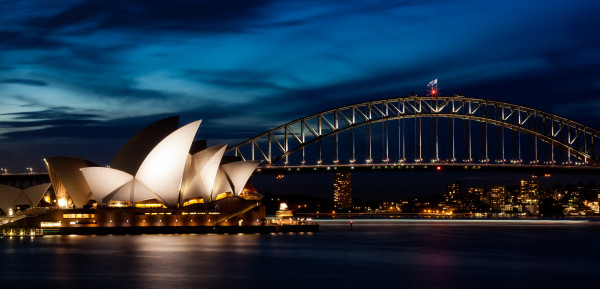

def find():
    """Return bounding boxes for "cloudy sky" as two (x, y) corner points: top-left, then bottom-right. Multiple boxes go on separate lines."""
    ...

(1, 0), (599, 191)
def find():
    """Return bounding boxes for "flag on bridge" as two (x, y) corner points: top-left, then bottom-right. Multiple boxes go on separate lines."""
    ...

(428, 78), (438, 96)
(427, 79), (438, 88)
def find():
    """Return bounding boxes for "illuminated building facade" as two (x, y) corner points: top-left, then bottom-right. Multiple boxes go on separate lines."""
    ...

(520, 178), (539, 200)
(487, 185), (507, 211)
(445, 182), (461, 202)
(333, 172), (352, 209)
(43, 117), (261, 209)
(1, 116), (266, 232)
(520, 178), (539, 215)
(467, 187), (484, 198)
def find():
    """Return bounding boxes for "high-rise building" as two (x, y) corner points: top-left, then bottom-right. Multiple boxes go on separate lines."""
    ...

(487, 185), (507, 211)
(467, 187), (484, 198)
(446, 182), (461, 202)
(520, 178), (539, 201)
(520, 178), (539, 215)
(333, 172), (352, 209)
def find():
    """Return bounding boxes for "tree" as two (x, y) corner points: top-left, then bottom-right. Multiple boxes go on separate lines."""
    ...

(539, 198), (563, 217)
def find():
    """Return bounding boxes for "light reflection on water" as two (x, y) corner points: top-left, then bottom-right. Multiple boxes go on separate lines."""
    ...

(1, 221), (599, 289)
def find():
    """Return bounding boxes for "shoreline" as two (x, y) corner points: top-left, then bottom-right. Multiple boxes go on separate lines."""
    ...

(0, 224), (319, 237)
(312, 218), (600, 226)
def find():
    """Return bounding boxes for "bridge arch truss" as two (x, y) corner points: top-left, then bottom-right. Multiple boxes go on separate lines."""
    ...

(227, 96), (600, 169)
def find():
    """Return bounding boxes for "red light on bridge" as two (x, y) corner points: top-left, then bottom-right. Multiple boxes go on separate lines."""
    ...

(436, 166), (442, 171)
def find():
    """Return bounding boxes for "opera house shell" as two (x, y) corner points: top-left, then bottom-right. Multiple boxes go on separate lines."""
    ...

(45, 117), (261, 209)
(1, 116), (265, 233)
(0, 183), (51, 216)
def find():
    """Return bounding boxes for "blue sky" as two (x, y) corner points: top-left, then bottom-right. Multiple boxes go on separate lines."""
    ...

(1, 0), (600, 177)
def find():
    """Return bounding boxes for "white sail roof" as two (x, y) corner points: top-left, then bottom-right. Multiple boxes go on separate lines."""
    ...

(212, 167), (233, 200)
(111, 116), (179, 176)
(80, 167), (133, 203)
(220, 161), (261, 196)
(108, 181), (133, 203)
(76, 117), (264, 207)
(0, 184), (22, 214)
(0, 183), (51, 214)
(12, 192), (32, 207)
(181, 144), (227, 202)
(23, 183), (51, 207)
(80, 120), (202, 207)
(133, 178), (166, 204)
(45, 157), (97, 208)
(136, 120), (201, 206)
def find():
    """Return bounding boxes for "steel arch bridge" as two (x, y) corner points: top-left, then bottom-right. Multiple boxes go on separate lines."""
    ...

(226, 95), (600, 173)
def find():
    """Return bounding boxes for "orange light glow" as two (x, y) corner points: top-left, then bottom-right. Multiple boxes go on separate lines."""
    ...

(57, 199), (68, 207)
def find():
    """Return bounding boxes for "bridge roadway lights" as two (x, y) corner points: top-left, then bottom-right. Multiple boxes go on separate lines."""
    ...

(255, 163), (600, 175)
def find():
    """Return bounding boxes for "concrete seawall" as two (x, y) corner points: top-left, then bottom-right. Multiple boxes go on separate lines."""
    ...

(1, 224), (319, 236)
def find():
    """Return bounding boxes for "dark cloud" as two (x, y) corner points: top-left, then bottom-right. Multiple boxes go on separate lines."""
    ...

(185, 69), (289, 92)
(0, 112), (174, 141)
(1, 107), (99, 121)
(92, 85), (187, 102)
(0, 119), (97, 129)
(0, 1), (276, 52)
(3, 124), (103, 140)
(25, 0), (274, 34)
(0, 30), (62, 48)
(0, 78), (48, 86)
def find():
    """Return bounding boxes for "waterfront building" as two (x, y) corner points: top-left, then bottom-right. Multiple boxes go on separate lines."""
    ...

(0, 184), (51, 215)
(585, 201), (599, 213)
(379, 201), (401, 212)
(43, 117), (261, 209)
(446, 182), (461, 202)
(467, 187), (484, 198)
(520, 178), (539, 201)
(520, 178), (539, 215)
(1, 116), (267, 233)
(333, 172), (351, 209)
(487, 185), (507, 211)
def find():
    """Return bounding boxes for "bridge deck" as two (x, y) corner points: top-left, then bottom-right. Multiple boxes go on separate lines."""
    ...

(256, 163), (600, 174)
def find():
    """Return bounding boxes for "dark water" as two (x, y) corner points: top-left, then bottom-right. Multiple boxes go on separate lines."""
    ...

(1, 220), (599, 289)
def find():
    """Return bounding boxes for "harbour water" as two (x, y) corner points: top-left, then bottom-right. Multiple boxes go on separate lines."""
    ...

(1, 219), (599, 289)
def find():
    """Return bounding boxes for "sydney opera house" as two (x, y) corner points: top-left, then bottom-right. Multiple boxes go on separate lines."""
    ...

(0, 116), (271, 235)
